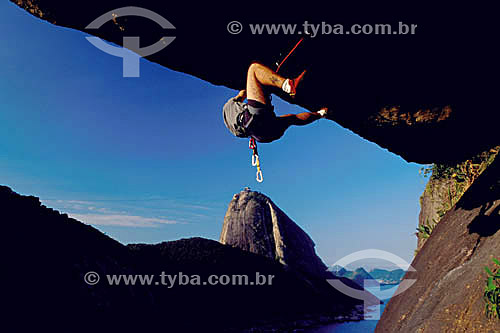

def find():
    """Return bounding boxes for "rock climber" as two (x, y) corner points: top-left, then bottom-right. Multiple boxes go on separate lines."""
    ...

(222, 62), (331, 143)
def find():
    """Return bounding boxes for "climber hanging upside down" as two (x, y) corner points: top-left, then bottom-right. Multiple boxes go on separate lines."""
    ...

(223, 62), (331, 143)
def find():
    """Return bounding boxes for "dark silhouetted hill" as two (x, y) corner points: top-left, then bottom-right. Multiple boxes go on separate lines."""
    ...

(2, 185), (373, 332)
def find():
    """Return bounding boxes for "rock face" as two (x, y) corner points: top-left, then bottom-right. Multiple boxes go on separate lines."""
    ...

(417, 149), (498, 253)
(220, 189), (329, 279)
(10, 0), (500, 163)
(376, 157), (500, 332)
(417, 177), (456, 252)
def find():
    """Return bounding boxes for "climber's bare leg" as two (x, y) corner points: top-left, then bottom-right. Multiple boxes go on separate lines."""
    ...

(246, 62), (286, 104)
(279, 111), (322, 128)
(266, 111), (323, 142)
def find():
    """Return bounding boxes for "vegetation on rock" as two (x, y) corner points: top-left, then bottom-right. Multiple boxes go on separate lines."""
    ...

(416, 146), (499, 250)
(484, 257), (500, 320)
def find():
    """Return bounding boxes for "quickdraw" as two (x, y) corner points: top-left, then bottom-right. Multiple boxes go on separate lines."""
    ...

(249, 137), (263, 182)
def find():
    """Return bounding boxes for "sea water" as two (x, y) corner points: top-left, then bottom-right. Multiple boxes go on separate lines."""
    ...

(304, 284), (399, 333)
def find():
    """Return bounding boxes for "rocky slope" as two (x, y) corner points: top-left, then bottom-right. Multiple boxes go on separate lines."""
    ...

(2, 185), (376, 332)
(376, 156), (500, 332)
(10, 0), (500, 163)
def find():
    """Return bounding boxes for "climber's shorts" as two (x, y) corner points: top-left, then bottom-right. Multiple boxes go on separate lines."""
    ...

(243, 99), (288, 143)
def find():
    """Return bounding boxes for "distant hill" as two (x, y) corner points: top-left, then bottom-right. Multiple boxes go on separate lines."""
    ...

(333, 267), (375, 286)
(350, 268), (375, 286)
(369, 268), (405, 284)
(332, 266), (405, 285)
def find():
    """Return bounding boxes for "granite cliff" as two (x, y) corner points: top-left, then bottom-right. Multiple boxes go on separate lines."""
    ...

(220, 189), (330, 279)
(377, 156), (500, 332)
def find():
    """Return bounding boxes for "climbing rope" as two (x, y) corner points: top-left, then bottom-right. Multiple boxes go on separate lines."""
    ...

(247, 31), (310, 183)
(276, 27), (311, 72)
(275, 37), (305, 73)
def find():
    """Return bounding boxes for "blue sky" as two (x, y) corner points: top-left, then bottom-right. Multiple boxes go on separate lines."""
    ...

(0, 2), (427, 267)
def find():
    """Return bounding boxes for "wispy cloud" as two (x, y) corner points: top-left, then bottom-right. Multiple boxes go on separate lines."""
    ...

(43, 199), (111, 213)
(41, 197), (220, 228)
(69, 213), (180, 227)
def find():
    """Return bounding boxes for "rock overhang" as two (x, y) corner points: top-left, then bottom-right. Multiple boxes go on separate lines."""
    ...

(10, 0), (499, 163)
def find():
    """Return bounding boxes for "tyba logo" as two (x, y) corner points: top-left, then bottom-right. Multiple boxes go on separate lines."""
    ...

(86, 7), (176, 77)
(327, 249), (417, 320)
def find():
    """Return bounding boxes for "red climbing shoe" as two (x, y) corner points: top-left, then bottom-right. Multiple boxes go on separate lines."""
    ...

(318, 107), (333, 119)
(289, 70), (307, 97)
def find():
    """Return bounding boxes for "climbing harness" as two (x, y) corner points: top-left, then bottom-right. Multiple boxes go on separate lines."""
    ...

(247, 31), (311, 183)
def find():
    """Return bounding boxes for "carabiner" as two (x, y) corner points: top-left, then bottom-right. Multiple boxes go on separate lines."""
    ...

(256, 169), (263, 183)
(252, 153), (259, 167)
(249, 137), (256, 149)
